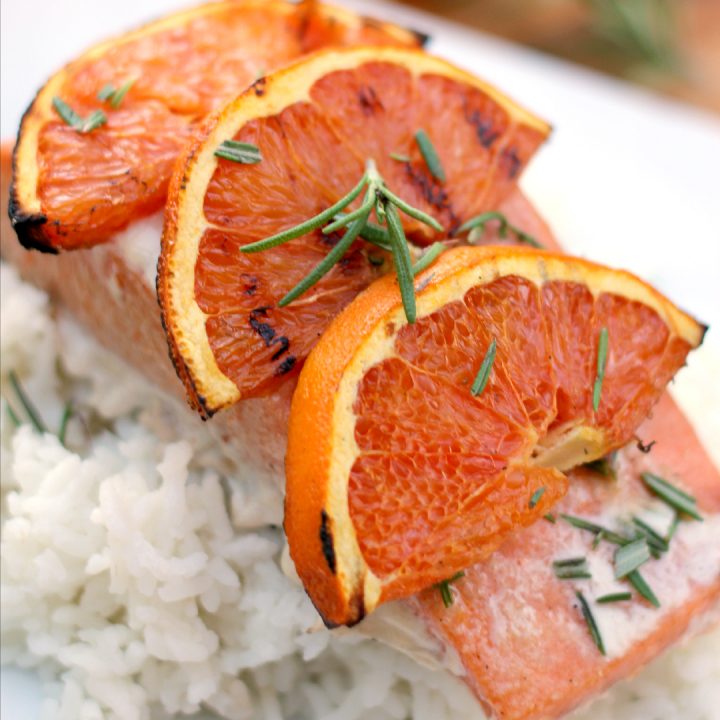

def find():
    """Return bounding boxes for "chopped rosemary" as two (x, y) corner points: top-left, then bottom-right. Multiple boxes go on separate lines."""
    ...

(4, 398), (21, 427)
(592, 327), (609, 412)
(214, 139), (262, 165)
(240, 159), (443, 322)
(458, 211), (542, 248)
(592, 530), (605, 550)
(53, 97), (107, 134)
(544, 513), (557, 524)
(390, 151), (411, 162)
(665, 512), (680, 543)
(58, 403), (73, 447)
(436, 571), (465, 608)
(529, 487), (546, 509)
(576, 591), (606, 655)
(8, 371), (47, 433)
(627, 569), (660, 607)
(98, 78), (136, 108)
(596, 591), (632, 604)
(553, 556), (591, 580)
(414, 129), (445, 183)
(470, 339), (497, 397)
(632, 517), (669, 553)
(560, 514), (630, 547)
(412, 242), (445, 276)
(614, 538), (651, 578)
(641, 472), (703, 521)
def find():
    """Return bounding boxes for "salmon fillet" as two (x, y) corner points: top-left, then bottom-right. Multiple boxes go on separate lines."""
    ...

(2, 141), (718, 719)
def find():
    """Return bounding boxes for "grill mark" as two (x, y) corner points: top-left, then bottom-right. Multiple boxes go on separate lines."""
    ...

(500, 146), (522, 179)
(464, 107), (500, 149)
(249, 306), (290, 361)
(320, 510), (337, 573)
(403, 164), (460, 233)
(358, 85), (383, 116)
(275, 355), (297, 375)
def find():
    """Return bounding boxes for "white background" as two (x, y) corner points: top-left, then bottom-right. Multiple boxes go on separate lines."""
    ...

(2, 0), (720, 717)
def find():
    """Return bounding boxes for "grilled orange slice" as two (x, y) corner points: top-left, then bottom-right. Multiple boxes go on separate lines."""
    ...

(158, 46), (550, 414)
(284, 245), (705, 626)
(9, 0), (421, 252)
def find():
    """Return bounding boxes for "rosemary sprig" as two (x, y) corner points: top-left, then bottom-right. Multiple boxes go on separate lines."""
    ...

(8, 371), (47, 433)
(415, 129), (445, 183)
(458, 211), (542, 248)
(576, 591), (606, 655)
(214, 139), (262, 165)
(436, 571), (465, 608)
(641, 472), (702, 521)
(592, 327), (609, 412)
(240, 159), (443, 322)
(529, 486), (546, 509)
(596, 591), (632, 604)
(412, 242), (445, 276)
(471, 339), (497, 397)
(52, 97), (107, 134)
(614, 538), (651, 578)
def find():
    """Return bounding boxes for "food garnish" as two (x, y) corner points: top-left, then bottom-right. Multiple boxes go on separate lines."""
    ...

(642, 472), (703, 520)
(98, 78), (136, 108)
(553, 557), (592, 580)
(470, 338), (497, 397)
(457, 210), (542, 248)
(435, 571), (465, 608)
(414, 128), (446, 183)
(529, 486), (547, 509)
(627, 569), (661, 607)
(576, 591), (606, 656)
(596, 592), (633, 603)
(7, 370), (47, 433)
(614, 538), (651, 578)
(592, 327), (609, 412)
(52, 97), (107, 134)
(214, 139), (263, 165)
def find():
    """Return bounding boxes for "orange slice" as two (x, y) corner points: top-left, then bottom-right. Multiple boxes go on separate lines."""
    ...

(9, 0), (421, 252)
(284, 245), (705, 626)
(158, 46), (550, 414)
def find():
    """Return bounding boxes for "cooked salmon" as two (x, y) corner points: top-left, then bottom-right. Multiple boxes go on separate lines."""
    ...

(1, 141), (718, 719)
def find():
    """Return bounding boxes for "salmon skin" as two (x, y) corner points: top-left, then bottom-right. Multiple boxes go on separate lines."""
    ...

(2, 141), (718, 719)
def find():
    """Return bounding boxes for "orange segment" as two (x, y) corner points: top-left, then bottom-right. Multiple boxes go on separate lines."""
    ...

(10, 0), (421, 252)
(284, 245), (705, 626)
(159, 46), (550, 413)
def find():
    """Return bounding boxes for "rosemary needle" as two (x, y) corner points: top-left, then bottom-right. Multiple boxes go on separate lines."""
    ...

(576, 591), (606, 655)
(596, 591), (632, 604)
(8, 370), (47, 433)
(593, 327), (609, 412)
(458, 211), (542, 249)
(58, 403), (73, 447)
(529, 486), (546, 509)
(470, 339), (496, 397)
(412, 242), (445, 276)
(214, 139), (262, 165)
(641, 472), (703, 521)
(435, 571), (465, 608)
(52, 97), (107, 134)
(414, 129), (446, 183)
(385, 200), (417, 323)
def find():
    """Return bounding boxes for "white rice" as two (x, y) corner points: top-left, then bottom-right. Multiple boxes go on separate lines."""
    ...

(1, 259), (718, 720)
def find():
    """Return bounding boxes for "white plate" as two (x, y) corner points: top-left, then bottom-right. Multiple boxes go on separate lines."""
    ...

(2, 0), (719, 716)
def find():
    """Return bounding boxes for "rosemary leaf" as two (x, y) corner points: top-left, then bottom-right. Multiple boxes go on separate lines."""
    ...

(592, 327), (609, 412)
(544, 513), (557, 524)
(553, 557), (587, 568)
(560, 514), (630, 547)
(458, 211), (542, 248)
(80, 110), (108, 133)
(58, 403), (73, 447)
(109, 78), (136, 108)
(8, 371), (47, 433)
(632, 517), (669, 553)
(555, 567), (592, 580)
(576, 591), (606, 655)
(641, 472), (703, 521)
(323, 197), (374, 234)
(379, 186), (443, 232)
(414, 129), (446, 183)
(627, 569), (660, 607)
(4, 398), (21, 427)
(242, 177), (366, 253)
(529, 486), (546, 509)
(279, 205), (371, 307)
(97, 83), (115, 101)
(470, 339), (497, 397)
(52, 97), (83, 128)
(614, 538), (651, 578)
(596, 591), (632, 604)
(412, 242), (445, 276)
(435, 571), (465, 608)
(385, 201), (416, 324)
(390, 152), (410, 162)
(214, 139), (262, 165)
